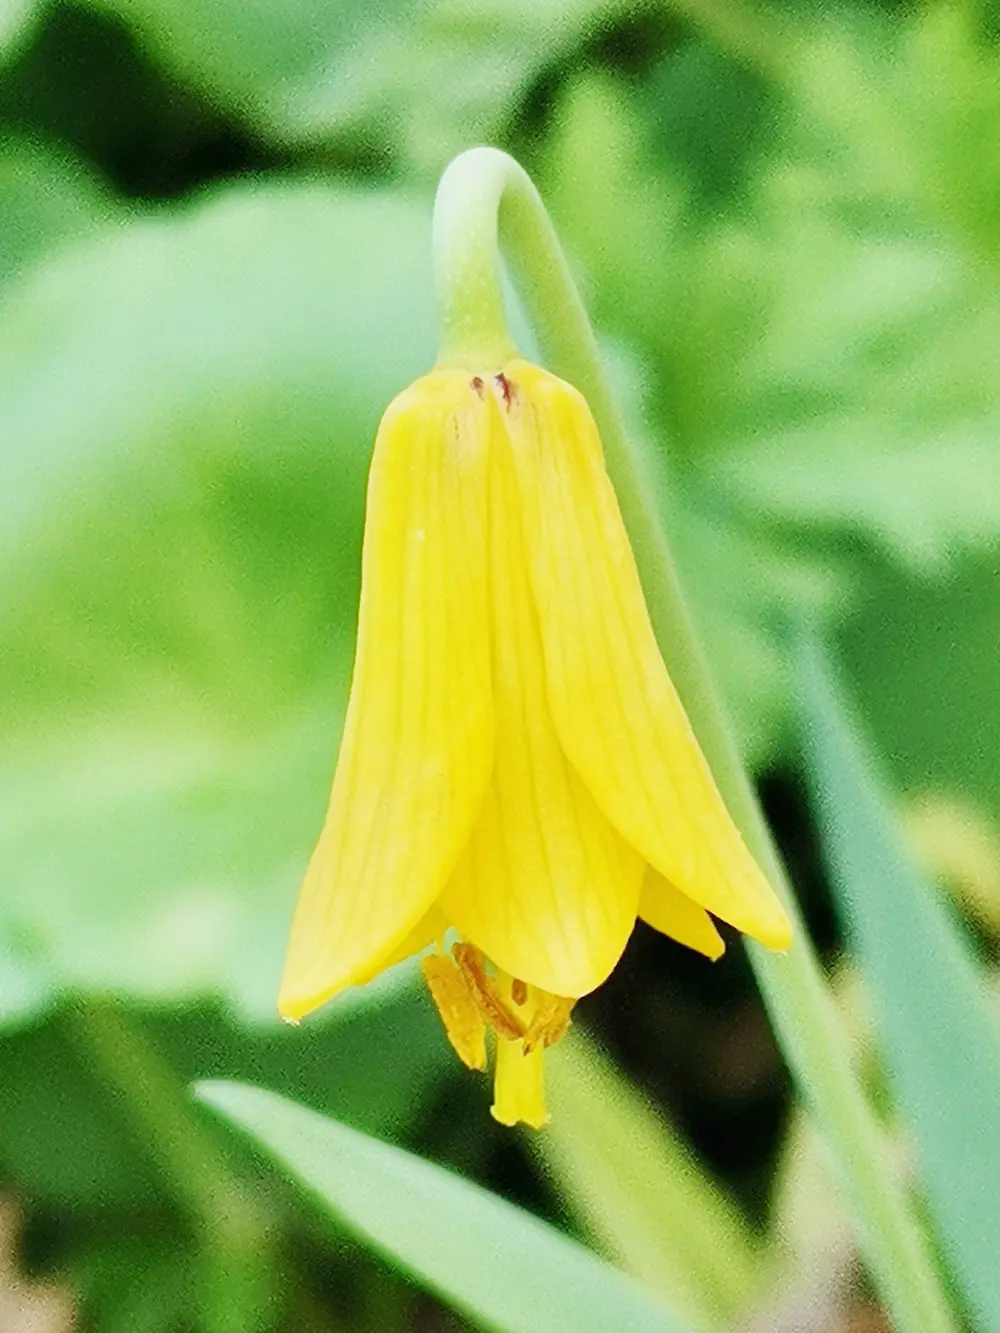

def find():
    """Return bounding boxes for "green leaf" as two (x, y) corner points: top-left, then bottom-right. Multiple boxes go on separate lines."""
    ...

(76, 0), (413, 138)
(670, 498), (848, 765)
(839, 552), (1000, 825)
(197, 1080), (692, 1333)
(710, 419), (1000, 574)
(0, 181), (436, 1021)
(70, 1232), (197, 1333)
(797, 634), (1000, 1331)
(537, 66), (1000, 767)
(0, 987), (449, 1209)
(540, 1034), (763, 1330)
(76, 0), (611, 161)
(0, 0), (38, 61)
(0, 139), (115, 295)
(788, 7), (1000, 260)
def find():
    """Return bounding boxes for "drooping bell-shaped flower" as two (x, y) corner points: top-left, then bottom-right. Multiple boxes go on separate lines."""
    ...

(278, 359), (792, 1127)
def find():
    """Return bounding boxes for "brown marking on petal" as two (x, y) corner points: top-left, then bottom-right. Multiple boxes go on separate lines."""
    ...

(453, 943), (527, 1040)
(470, 375), (485, 397)
(493, 372), (515, 409)
(511, 978), (528, 1006)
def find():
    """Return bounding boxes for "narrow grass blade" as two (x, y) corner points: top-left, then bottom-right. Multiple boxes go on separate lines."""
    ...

(798, 634), (1000, 1331)
(540, 1033), (763, 1330)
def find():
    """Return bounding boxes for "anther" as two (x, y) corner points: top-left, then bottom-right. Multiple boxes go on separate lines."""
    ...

(522, 995), (575, 1055)
(470, 375), (485, 397)
(421, 954), (487, 1071)
(453, 944), (527, 1040)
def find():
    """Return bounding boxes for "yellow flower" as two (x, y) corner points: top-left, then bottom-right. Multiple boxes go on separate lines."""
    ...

(278, 358), (792, 1127)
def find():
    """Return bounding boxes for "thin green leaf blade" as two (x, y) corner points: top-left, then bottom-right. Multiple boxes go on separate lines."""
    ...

(540, 1033), (763, 1330)
(797, 634), (1000, 1331)
(197, 1080), (691, 1333)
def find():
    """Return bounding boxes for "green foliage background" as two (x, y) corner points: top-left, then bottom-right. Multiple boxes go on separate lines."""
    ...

(2, 0), (1000, 1329)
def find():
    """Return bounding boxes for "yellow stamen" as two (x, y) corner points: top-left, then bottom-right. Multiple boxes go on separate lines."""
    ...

(452, 943), (527, 1040)
(420, 954), (487, 1071)
(522, 993), (574, 1055)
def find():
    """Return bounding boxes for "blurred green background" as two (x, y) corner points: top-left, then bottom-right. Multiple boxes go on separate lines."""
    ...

(3, 0), (1000, 1329)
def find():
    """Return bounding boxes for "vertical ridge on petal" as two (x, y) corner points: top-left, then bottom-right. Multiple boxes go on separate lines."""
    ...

(439, 393), (643, 999)
(503, 360), (792, 951)
(352, 905), (450, 987)
(279, 372), (494, 1019)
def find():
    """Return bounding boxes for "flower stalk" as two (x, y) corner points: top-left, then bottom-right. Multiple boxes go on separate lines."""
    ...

(432, 146), (956, 1333)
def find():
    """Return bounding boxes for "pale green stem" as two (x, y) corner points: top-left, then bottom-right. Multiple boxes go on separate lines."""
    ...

(432, 146), (958, 1333)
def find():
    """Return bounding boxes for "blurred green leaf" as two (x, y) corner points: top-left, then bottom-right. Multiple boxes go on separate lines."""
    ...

(539, 59), (1000, 773)
(902, 792), (1000, 941)
(0, 181), (437, 1020)
(75, 0), (616, 166)
(669, 497), (848, 764)
(545, 68), (1000, 560)
(709, 422), (1000, 573)
(0, 988), (449, 1208)
(198, 1080), (693, 1333)
(0, 139), (114, 293)
(541, 1033), (763, 1331)
(0, 1012), (161, 1208)
(0, 0), (37, 61)
(69, 1232), (194, 1333)
(0, 179), (433, 566)
(840, 552), (1000, 825)
(76, 0), (417, 140)
(798, 634), (1000, 1331)
(788, 6), (1000, 259)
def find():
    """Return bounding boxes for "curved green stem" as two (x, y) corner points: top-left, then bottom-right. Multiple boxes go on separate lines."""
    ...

(432, 147), (958, 1333)
(433, 148), (517, 369)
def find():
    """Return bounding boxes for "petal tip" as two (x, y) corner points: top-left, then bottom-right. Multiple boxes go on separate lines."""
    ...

(277, 975), (342, 1023)
(752, 906), (795, 953)
(277, 993), (314, 1023)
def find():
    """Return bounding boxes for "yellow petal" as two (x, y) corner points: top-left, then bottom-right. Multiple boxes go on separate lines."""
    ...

(502, 360), (792, 951)
(279, 372), (494, 1019)
(352, 906), (450, 987)
(492, 1038), (548, 1129)
(439, 394), (643, 998)
(640, 869), (725, 961)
